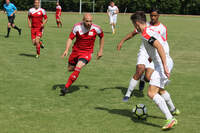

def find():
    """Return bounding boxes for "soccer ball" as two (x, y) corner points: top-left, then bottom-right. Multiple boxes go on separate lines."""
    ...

(132, 104), (147, 119)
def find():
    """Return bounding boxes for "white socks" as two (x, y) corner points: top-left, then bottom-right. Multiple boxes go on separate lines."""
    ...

(111, 25), (114, 33)
(153, 93), (173, 120)
(161, 91), (176, 112)
(125, 78), (138, 97)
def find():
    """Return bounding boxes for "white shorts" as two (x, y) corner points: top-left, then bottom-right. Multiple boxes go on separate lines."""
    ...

(110, 15), (117, 24)
(146, 62), (155, 70)
(136, 43), (153, 69)
(149, 58), (174, 89)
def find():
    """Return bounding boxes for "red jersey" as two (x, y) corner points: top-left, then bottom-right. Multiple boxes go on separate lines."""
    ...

(69, 22), (104, 53)
(56, 5), (61, 16)
(28, 8), (47, 29)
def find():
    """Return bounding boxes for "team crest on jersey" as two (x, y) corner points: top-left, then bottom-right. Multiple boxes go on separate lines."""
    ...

(89, 32), (93, 36)
(37, 12), (41, 15)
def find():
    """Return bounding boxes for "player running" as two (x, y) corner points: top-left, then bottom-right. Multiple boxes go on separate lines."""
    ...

(3, 0), (21, 38)
(107, 1), (119, 34)
(55, 2), (62, 28)
(130, 11), (177, 130)
(28, 0), (47, 58)
(60, 13), (104, 96)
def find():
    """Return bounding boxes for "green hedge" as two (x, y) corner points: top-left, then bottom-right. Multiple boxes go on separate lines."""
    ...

(1, 0), (200, 15)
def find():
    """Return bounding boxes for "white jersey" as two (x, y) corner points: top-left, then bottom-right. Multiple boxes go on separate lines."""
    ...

(141, 26), (171, 66)
(107, 6), (118, 16)
(136, 23), (168, 67)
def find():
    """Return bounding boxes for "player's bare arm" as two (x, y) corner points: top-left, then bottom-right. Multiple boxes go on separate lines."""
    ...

(10, 10), (16, 16)
(117, 31), (138, 51)
(41, 18), (48, 28)
(153, 40), (170, 78)
(97, 36), (104, 60)
(28, 17), (32, 28)
(61, 38), (73, 58)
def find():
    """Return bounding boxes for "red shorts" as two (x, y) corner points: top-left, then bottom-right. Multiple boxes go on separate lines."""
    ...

(31, 28), (43, 40)
(68, 52), (92, 66)
(56, 15), (60, 20)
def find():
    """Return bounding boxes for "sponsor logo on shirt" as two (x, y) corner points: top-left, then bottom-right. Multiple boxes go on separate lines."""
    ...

(89, 32), (93, 36)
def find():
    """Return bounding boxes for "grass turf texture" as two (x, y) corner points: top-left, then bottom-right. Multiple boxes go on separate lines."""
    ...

(0, 12), (200, 133)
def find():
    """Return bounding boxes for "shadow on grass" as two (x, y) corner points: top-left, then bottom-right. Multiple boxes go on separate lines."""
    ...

(104, 31), (112, 34)
(19, 53), (36, 58)
(100, 86), (144, 97)
(52, 84), (89, 94)
(95, 107), (163, 128)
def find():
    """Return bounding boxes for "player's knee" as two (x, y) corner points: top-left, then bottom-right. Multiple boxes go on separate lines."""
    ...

(8, 23), (11, 27)
(147, 91), (155, 99)
(134, 65), (145, 80)
(68, 66), (75, 72)
(11, 24), (15, 28)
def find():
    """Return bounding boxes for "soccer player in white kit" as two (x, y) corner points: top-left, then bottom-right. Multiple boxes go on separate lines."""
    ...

(130, 11), (177, 130)
(107, 1), (119, 34)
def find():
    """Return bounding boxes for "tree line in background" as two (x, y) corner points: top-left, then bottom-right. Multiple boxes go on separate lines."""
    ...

(0, 0), (200, 15)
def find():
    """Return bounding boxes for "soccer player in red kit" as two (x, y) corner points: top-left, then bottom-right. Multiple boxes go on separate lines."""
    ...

(56, 2), (62, 28)
(28, 0), (48, 58)
(60, 13), (104, 96)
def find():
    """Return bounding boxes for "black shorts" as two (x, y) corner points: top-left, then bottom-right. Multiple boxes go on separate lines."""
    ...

(8, 15), (15, 24)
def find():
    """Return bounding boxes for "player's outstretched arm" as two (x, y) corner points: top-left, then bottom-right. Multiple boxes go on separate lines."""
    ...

(117, 31), (138, 51)
(61, 38), (72, 58)
(97, 36), (104, 60)
(153, 40), (170, 78)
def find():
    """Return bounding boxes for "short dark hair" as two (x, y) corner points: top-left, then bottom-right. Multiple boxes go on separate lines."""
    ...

(130, 11), (146, 24)
(150, 9), (159, 14)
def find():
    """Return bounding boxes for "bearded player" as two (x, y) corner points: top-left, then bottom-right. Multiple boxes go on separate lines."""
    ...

(60, 13), (104, 96)
(56, 2), (62, 28)
(28, 0), (48, 58)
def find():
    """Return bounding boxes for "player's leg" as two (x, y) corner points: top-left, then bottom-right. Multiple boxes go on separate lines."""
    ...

(113, 16), (117, 34)
(35, 36), (41, 58)
(148, 85), (177, 130)
(109, 16), (114, 34)
(59, 17), (62, 27)
(60, 60), (87, 96)
(5, 21), (11, 38)
(56, 18), (60, 27)
(123, 64), (145, 101)
(149, 70), (177, 130)
(159, 89), (180, 115)
(11, 15), (21, 35)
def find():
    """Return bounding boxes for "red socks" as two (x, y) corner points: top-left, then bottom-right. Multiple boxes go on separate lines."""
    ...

(56, 21), (62, 27)
(36, 44), (40, 55)
(65, 67), (81, 88)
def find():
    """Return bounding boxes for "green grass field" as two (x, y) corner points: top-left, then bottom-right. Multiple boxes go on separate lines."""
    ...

(0, 12), (200, 133)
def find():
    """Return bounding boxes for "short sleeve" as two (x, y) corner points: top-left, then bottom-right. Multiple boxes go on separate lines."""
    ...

(69, 25), (78, 40)
(12, 4), (17, 10)
(42, 9), (47, 19)
(28, 9), (31, 18)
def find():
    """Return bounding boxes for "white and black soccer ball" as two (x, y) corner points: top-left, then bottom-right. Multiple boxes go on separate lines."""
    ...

(132, 104), (147, 119)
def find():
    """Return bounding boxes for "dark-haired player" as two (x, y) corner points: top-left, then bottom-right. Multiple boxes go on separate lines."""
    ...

(118, 10), (166, 100)
(129, 11), (177, 130)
